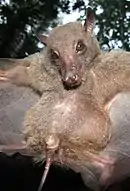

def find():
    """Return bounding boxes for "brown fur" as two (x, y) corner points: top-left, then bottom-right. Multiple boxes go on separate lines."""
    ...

(0, 7), (130, 191)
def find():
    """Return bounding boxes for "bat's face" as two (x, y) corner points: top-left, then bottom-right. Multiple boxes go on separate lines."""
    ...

(47, 23), (87, 89)
(38, 8), (100, 89)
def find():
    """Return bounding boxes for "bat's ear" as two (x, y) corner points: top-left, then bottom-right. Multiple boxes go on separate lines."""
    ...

(37, 34), (48, 46)
(84, 7), (95, 34)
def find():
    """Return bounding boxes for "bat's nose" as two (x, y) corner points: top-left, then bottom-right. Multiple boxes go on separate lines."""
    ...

(64, 73), (81, 87)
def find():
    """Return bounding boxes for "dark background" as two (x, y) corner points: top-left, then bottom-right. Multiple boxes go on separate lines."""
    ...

(0, 153), (88, 191)
(0, 0), (130, 190)
(0, 0), (130, 58)
(1, 153), (130, 191)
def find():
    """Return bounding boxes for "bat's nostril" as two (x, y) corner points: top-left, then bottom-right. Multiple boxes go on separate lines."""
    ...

(72, 74), (78, 82)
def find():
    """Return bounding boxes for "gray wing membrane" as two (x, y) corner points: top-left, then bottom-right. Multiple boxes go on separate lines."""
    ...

(101, 92), (130, 185)
(0, 82), (39, 155)
(108, 92), (130, 152)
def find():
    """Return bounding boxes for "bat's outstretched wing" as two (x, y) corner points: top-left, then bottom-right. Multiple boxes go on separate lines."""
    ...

(101, 92), (130, 186)
(0, 53), (37, 70)
(108, 92), (130, 144)
(0, 81), (39, 155)
(0, 54), (46, 156)
(0, 56), (33, 86)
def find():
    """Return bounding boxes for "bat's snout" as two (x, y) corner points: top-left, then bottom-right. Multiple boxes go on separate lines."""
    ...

(63, 73), (81, 88)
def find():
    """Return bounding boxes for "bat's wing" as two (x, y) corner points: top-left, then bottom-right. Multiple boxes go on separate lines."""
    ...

(0, 81), (39, 155)
(0, 55), (34, 70)
(0, 56), (32, 86)
(81, 92), (130, 190)
(0, 55), (44, 156)
(98, 92), (130, 186)
(108, 92), (130, 144)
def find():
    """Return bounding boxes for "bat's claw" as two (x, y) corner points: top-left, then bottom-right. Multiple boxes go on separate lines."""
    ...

(0, 70), (8, 81)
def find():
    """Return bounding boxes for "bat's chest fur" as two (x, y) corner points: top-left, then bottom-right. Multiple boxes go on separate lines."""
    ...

(24, 91), (110, 167)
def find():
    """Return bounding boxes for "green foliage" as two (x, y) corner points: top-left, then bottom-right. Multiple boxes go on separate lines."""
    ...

(0, 0), (70, 58)
(88, 0), (130, 51)
(74, 0), (130, 51)
(0, 0), (129, 58)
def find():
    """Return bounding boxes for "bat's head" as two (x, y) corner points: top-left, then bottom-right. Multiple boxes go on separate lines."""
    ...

(38, 7), (100, 89)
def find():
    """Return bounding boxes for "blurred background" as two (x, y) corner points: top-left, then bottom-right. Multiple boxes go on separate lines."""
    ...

(0, 0), (130, 58)
(0, 1), (130, 191)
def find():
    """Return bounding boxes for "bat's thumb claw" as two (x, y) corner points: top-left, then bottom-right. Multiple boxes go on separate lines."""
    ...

(0, 70), (8, 82)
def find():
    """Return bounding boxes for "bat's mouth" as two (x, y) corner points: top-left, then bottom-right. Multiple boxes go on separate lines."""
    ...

(63, 81), (82, 90)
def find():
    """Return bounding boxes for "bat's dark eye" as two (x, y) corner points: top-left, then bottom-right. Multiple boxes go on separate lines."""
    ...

(76, 40), (86, 53)
(50, 49), (59, 60)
